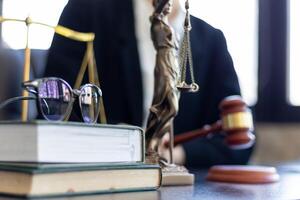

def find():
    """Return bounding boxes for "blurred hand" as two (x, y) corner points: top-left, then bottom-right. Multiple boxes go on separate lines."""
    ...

(158, 133), (186, 165)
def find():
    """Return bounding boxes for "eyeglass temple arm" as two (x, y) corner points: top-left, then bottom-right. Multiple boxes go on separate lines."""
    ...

(0, 95), (51, 116)
(1, 79), (50, 112)
(0, 96), (37, 110)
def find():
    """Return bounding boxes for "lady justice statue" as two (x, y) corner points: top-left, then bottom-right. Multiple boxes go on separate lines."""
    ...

(145, 0), (180, 165)
(145, 0), (198, 185)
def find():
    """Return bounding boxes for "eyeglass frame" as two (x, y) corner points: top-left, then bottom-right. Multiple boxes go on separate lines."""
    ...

(0, 77), (102, 123)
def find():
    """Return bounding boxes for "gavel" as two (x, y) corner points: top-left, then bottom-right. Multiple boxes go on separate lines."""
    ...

(170, 96), (255, 149)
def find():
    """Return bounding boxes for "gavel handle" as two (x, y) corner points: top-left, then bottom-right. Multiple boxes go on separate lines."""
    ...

(168, 120), (223, 147)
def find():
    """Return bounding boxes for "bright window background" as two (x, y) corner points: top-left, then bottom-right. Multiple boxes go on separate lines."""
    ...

(188, 0), (258, 105)
(288, 0), (300, 105)
(1, 0), (68, 49)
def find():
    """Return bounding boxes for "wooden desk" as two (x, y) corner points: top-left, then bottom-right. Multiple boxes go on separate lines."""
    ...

(0, 166), (299, 200)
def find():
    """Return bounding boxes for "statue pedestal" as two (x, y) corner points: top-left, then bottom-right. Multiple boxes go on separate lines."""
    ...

(161, 164), (194, 186)
(146, 150), (194, 186)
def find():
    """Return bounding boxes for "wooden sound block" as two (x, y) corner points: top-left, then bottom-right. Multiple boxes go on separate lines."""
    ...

(206, 165), (280, 184)
(161, 165), (195, 186)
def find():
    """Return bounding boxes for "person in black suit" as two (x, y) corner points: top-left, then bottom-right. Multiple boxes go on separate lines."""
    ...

(45, 0), (254, 168)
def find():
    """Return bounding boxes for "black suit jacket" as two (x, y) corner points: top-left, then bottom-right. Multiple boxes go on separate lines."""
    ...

(45, 0), (253, 168)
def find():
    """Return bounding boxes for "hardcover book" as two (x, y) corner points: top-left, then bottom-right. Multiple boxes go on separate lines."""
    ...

(0, 121), (144, 163)
(0, 162), (161, 197)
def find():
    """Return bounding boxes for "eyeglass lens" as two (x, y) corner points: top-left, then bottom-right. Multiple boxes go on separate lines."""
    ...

(37, 79), (72, 121)
(79, 85), (101, 123)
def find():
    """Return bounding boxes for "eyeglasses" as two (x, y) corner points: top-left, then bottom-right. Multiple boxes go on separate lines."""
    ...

(0, 77), (102, 123)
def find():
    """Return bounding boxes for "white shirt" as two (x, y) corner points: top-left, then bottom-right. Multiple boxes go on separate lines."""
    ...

(133, 0), (185, 127)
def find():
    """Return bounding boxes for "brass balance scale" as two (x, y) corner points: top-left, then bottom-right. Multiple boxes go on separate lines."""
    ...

(0, 16), (106, 123)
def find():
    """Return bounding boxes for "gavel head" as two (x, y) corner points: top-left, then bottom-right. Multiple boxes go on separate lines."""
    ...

(219, 96), (255, 149)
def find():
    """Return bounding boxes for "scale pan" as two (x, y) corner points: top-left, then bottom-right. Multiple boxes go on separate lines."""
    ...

(177, 82), (199, 93)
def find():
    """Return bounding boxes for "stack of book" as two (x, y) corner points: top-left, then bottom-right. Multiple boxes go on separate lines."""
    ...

(0, 121), (161, 198)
